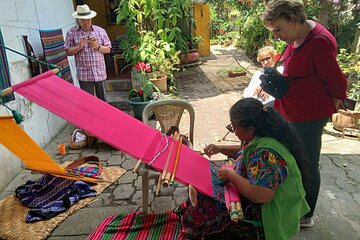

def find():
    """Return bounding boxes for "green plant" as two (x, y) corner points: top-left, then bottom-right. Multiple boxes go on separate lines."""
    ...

(128, 62), (159, 101)
(137, 31), (180, 80)
(217, 66), (246, 78)
(337, 48), (360, 106)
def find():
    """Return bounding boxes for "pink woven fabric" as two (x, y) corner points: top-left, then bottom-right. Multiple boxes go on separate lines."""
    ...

(221, 164), (240, 210)
(12, 71), (212, 196)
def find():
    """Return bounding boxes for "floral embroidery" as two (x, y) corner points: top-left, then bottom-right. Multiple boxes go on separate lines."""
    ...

(235, 147), (288, 191)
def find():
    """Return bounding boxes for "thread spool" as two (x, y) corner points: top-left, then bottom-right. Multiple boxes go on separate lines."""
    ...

(58, 143), (67, 155)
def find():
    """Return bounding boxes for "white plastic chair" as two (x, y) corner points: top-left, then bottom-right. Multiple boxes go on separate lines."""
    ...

(141, 99), (195, 213)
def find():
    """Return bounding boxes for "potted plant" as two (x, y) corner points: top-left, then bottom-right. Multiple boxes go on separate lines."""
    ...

(227, 67), (247, 77)
(135, 32), (180, 92)
(128, 62), (160, 120)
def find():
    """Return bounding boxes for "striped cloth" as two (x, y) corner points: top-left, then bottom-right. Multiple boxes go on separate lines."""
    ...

(0, 28), (15, 103)
(87, 211), (184, 240)
(39, 29), (72, 83)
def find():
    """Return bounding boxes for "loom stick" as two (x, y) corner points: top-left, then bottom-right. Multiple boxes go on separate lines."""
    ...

(163, 132), (180, 187)
(155, 174), (162, 196)
(170, 136), (183, 186)
(132, 159), (142, 173)
(161, 133), (176, 181)
(1, 69), (60, 97)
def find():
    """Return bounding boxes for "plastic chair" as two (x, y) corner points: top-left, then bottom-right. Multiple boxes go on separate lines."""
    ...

(141, 99), (195, 213)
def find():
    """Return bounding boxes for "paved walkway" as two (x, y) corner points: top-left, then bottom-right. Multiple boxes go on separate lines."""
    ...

(1, 45), (359, 239)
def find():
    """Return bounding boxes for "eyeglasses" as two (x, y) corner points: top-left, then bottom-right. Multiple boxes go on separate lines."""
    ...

(225, 123), (235, 133)
(259, 56), (272, 63)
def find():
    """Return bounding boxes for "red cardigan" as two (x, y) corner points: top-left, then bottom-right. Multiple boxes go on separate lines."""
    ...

(274, 22), (347, 122)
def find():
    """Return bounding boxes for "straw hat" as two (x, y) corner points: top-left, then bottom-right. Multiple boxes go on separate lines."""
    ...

(72, 4), (97, 19)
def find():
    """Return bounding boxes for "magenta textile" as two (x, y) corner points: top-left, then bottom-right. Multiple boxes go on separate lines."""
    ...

(11, 71), (212, 196)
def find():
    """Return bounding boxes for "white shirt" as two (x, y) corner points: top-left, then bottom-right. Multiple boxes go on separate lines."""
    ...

(243, 66), (284, 105)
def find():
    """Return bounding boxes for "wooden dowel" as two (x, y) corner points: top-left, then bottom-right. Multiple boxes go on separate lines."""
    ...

(1, 69), (60, 97)
(163, 132), (180, 187)
(236, 201), (244, 219)
(132, 159), (142, 172)
(155, 174), (162, 196)
(162, 171), (172, 187)
(230, 202), (239, 222)
(170, 136), (183, 186)
(161, 134), (176, 180)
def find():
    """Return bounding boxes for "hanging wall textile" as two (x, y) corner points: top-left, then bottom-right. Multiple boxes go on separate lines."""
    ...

(9, 70), (212, 196)
(0, 116), (97, 183)
(0, 29), (15, 103)
(39, 29), (72, 82)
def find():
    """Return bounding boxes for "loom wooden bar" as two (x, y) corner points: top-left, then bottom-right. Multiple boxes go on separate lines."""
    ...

(170, 136), (183, 186)
(132, 159), (142, 172)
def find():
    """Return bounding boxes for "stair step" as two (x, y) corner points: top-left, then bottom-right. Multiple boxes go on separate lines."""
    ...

(106, 79), (132, 91)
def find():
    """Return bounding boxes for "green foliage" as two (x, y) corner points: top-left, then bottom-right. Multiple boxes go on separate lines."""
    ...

(236, 2), (269, 59)
(337, 48), (360, 104)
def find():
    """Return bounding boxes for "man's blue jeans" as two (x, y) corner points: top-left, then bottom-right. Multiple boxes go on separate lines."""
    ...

(290, 118), (329, 218)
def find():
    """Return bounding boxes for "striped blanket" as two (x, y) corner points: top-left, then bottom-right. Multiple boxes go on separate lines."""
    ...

(39, 29), (72, 83)
(87, 211), (184, 240)
(0, 29), (15, 103)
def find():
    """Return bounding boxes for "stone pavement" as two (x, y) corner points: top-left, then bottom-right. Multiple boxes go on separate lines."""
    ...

(1, 45), (359, 240)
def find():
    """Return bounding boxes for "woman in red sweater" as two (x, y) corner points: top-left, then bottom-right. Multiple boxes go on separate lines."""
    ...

(262, 0), (347, 228)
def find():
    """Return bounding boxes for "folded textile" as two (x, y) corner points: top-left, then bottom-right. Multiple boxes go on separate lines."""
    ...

(87, 211), (183, 240)
(15, 174), (96, 223)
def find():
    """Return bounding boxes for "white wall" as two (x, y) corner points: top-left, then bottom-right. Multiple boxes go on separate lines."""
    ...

(0, 0), (77, 191)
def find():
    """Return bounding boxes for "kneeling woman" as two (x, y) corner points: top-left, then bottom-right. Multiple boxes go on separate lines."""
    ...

(178, 98), (309, 240)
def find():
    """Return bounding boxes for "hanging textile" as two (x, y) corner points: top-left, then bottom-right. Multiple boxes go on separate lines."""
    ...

(0, 116), (98, 183)
(0, 29), (15, 103)
(39, 29), (72, 83)
(7, 70), (213, 196)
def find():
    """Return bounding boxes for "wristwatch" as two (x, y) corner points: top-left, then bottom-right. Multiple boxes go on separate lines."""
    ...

(97, 45), (101, 51)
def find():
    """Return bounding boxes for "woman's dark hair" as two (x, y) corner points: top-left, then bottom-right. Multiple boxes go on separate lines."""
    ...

(230, 98), (306, 166)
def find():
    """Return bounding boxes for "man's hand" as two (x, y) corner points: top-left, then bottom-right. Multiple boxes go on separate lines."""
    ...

(78, 37), (87, 49)
(87, 38), (99, 49)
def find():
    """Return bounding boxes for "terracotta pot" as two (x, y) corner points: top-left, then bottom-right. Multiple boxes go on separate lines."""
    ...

(181, 49), (200, 64)
(150, 76), (167, 92)
(227, 71), (246, 77)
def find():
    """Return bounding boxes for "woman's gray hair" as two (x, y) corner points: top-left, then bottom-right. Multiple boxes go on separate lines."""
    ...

(262, 0), (307, 27)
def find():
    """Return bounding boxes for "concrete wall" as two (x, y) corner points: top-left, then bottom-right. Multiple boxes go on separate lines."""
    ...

(0, 0), (77, 191)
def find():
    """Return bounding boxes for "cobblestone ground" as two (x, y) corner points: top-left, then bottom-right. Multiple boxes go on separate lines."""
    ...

(0, 45), (359, 240)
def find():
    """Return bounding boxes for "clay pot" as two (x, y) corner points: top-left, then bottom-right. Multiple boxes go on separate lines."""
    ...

(227, 71), (246, 77)
(181, 49), (200, 64)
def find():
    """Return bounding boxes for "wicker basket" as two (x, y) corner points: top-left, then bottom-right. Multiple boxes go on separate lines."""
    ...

(69, 129), (88, 150)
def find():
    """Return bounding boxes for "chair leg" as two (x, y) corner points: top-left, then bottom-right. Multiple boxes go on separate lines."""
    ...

(142, 170), (149, 214)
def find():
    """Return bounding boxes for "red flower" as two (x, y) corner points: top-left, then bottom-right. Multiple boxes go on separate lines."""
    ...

(135, 62), (151, 72)
(137, 89), (143, 96)
(219, 29), (225, 34)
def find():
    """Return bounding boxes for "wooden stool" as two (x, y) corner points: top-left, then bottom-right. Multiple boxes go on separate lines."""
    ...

(113, 54), (125, 76)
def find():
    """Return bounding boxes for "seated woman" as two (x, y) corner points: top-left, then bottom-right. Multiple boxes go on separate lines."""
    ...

(177, 98), (309, 240)
(243, 46), (283, 107)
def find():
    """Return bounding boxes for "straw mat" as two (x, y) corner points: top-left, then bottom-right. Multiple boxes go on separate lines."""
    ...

(0, 165), (126, 240)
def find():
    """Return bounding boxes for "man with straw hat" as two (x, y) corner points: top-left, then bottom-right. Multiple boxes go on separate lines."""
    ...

(64, 4), (111, 101)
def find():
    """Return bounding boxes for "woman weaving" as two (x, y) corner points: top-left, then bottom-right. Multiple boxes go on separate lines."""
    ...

(177, 98), (309, 240)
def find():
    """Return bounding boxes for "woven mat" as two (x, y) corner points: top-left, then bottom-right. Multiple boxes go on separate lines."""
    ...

(0, 166), (126, 240)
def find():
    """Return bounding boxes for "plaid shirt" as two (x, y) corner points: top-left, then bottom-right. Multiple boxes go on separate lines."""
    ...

(64, 25), (111, 81)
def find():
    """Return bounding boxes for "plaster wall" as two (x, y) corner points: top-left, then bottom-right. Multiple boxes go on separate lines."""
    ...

(0, 0), (77, 191)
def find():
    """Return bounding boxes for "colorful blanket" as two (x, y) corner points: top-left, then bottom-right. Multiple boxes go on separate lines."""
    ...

(39, 29), (72, 83)
(0, 29), (15, 103)
(87, 211), (183, 240)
